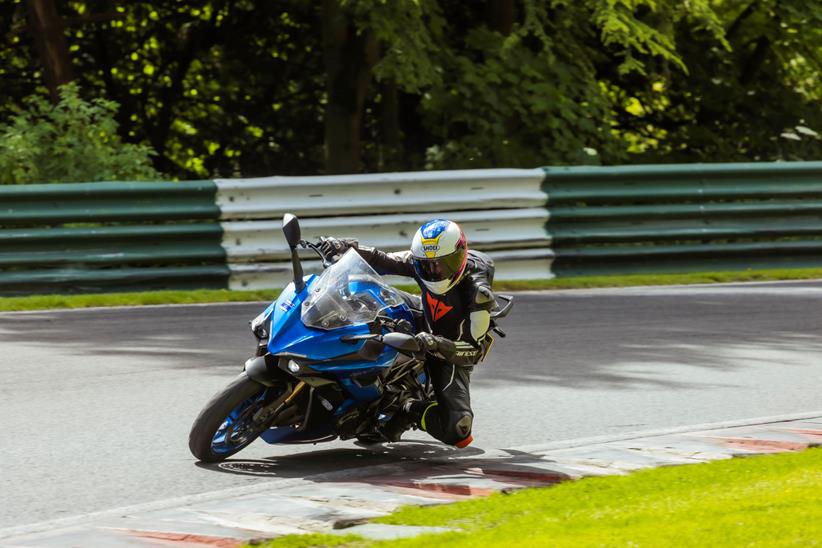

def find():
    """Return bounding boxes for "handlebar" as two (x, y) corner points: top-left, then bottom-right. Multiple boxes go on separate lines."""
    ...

(340, 332), (422, 356)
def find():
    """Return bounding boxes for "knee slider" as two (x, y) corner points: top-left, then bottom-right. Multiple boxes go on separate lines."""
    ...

(444, 412), (473, 446)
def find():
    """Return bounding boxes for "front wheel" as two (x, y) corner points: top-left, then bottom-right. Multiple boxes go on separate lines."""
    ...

(188, 373), (278, 463)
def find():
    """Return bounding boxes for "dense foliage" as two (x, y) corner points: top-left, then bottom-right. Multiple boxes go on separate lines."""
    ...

(0, 82), (158, 183)
(1, 0), (820, 181)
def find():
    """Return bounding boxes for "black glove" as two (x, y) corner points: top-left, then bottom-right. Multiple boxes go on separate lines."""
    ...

(317, 237), (357, 259)
(415, 332), (440, 353)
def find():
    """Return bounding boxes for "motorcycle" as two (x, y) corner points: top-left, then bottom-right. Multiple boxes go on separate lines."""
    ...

(188, 213), (513, 463)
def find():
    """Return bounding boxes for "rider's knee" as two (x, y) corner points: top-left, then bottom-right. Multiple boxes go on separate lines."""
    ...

(442, 413), (473, 447)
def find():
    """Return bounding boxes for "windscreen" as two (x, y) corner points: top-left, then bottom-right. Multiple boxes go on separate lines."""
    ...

(301, 249), (405, 330)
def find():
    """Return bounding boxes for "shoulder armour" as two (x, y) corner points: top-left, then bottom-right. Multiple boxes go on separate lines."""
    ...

(474, 284), (494, 305)
(466, 274), (494, 311)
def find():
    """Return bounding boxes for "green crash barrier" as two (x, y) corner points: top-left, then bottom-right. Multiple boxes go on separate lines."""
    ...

(0, 181), (227, 296)
(543, 162), (822, 276)
(549, 200), (822, 221)
(0, 265), (230, 295)
(0, 181), (219, 224)
(0, 224), (225, 267)
(551, 221), (822, 244)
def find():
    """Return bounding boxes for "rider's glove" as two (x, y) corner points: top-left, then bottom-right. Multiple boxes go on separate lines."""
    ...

(317, 237), (357, 258)
(415, 332), (440, 353)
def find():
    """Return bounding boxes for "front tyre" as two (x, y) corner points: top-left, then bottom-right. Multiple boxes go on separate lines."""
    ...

(188, 373), (274, 463)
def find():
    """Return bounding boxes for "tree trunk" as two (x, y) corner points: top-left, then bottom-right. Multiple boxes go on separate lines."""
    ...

(741, 36), (771, 84)
(379, 80), (402, 171)
(726, 1), (759, 41)
(321, 0), (376, 174)
(486, 0), (515, 35)
(487, 0), (517, 147)
(26, 0), (73, 101)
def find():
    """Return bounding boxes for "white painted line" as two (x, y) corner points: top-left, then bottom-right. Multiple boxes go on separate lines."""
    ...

(512, 411), (822, 452)
(0, 463), (414, 539)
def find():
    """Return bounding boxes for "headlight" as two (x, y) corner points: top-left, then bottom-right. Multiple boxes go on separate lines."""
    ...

(287, 360), (300, 373)
(250, 311), (269, 339)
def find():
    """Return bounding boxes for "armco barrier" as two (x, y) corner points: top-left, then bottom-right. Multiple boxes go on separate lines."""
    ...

(3, 162), (822, 295)
(215, 169), (551, 289)
(0, 182), (227, 295)
(215, 169), (547, 219)
(0, 169), (551, 295)
(0, 181), (219, 224)
(542, 162), (822, 276)
(222, 209), (552, 289)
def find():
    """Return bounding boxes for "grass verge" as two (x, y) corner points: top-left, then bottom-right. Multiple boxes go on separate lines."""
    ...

(255, 448), (822, 547)
(2, 267), (822, 312)
(0, 289), (282, 312)
(497, 266), (822, 291)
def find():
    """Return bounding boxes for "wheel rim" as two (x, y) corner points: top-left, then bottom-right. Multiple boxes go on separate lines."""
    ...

(210, 390), (269, 455)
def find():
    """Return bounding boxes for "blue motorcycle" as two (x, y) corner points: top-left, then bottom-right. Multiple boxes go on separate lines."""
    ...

(188, 213), (512, 463)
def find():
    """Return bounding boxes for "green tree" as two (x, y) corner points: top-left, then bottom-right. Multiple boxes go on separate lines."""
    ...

(2, 0), (820, 178)
(69, 1), (326, 178)
(354, 0), (729, 168)
(0, 82), (159, 184)
(603, 0), (822, 162)
(2, 1), (327, 178)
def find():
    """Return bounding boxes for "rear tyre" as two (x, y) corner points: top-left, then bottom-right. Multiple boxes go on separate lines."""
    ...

(356, 431), (387, 445)
(188, 373), (277, 463)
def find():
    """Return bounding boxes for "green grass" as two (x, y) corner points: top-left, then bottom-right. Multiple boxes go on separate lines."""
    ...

(2, 267), (822, 312)
(256, 448), (822, 547)
(496, 266), (822, 291)
(0, 288), (282, 312)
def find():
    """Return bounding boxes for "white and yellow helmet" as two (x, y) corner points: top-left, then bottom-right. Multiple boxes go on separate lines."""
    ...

(411, 219), (468, 294)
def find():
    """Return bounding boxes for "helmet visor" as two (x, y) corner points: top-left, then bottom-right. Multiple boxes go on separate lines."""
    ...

(414, 248), (466, 283)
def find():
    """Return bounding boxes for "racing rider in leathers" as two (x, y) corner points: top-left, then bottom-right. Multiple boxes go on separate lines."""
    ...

(318, 219), (496, 448)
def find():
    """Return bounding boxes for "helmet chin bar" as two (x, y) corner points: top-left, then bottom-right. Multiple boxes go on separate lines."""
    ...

(423, 272), (463, 295)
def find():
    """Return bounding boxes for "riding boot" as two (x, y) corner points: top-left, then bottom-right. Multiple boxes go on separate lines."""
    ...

(381, 399), (429, 442)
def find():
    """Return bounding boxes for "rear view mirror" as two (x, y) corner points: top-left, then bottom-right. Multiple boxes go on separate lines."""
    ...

(282, 213), (302, 248)
(382, 332), (421, 353)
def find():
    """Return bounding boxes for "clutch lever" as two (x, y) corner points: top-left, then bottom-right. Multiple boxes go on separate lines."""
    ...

(376, 315), (414, 335)
(300, 240), (333, 268)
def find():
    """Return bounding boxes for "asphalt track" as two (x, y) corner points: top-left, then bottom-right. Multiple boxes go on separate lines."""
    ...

(2, 280), (822, 529)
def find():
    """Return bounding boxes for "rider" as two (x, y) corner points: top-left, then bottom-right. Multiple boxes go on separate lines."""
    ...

(318, 219), (496, 448)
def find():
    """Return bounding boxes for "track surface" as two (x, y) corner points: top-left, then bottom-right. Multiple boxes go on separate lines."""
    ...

(2, 281), (822, 528)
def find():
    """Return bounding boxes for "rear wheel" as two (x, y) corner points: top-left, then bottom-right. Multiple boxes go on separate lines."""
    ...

(188, 373), (283, 463)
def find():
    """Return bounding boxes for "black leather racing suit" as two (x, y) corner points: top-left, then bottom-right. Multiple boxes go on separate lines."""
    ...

(356, 246), (496, 446)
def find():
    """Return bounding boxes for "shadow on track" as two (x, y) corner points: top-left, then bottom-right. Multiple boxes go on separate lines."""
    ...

(3, 289), (822, 390)
(197, 441), (486, 478)
(474, 291), (822, 390)
(197, 441), (568, 495)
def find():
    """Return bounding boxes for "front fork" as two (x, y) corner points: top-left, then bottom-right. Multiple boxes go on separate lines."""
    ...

(252, 381), (306, 425)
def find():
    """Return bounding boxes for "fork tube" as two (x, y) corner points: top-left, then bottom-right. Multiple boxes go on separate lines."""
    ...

(284, 381), (307, 404)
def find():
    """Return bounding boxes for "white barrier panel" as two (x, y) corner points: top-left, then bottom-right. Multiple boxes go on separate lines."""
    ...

(221, 208), (550, 262)
(228, 248), (555, 291)
(215, 168), (547, 220)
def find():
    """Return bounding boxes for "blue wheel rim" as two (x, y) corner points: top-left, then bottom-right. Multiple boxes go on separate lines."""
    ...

(211, 390), (269, 455)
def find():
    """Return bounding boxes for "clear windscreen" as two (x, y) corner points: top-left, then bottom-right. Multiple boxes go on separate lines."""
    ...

(301, 249), (405, 330)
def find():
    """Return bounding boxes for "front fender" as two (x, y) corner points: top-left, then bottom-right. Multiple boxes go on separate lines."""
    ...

(244, 355), (290, 387)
